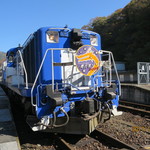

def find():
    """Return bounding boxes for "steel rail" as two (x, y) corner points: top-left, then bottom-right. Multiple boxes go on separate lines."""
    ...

(119, 100), (150, 110)
(55, 135), (74, 150)
(91, 129), (136, 150)
(119, 104), (150, 116)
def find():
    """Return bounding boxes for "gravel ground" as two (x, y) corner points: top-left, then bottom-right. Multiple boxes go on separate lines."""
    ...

(18, 112), (150, 150)
(98, 112), (150, 150)
(72, 135), (110, 150)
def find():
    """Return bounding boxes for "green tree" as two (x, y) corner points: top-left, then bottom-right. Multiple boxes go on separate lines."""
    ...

(82, 0), (150, 70)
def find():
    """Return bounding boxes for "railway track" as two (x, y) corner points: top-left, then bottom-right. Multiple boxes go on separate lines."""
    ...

(119, 100), (150, 117)
(90, 129), (136, 150)
(55, 135), (74, 150)
(120, 100), (150, 110)
(54, 129), (136, 150)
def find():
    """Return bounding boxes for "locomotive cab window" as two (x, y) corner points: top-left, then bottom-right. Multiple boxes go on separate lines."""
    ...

(46, 31), (59, 43)
(90, 35), (98, 46)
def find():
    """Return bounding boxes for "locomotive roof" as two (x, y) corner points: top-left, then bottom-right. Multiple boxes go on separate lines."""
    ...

(6, 47), (21, 57)
(36, 26), (99, 35)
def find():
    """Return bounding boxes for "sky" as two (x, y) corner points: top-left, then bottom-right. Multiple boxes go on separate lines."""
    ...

(0, 0), (131, 52)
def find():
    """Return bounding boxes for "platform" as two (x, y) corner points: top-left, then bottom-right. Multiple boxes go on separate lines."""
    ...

(121, 83), (150, 91)
(120, 83), (150, 105)
(0, 86), (20, 150)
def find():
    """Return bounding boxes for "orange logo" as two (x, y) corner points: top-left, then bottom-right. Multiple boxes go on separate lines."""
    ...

(75, 45), (101, 76)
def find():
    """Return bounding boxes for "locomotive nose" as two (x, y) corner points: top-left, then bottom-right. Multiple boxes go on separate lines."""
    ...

(70, 28), (83, 50)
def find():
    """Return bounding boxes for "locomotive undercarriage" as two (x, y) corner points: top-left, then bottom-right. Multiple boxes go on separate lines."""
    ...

(26, 100), (111, 135)
(25, 85), (116, 134)
(27, 114), (101, 134)
(1, 78), (118, 135)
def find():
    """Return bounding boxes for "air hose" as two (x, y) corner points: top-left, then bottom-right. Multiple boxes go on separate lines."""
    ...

(53, 107), (70, 128)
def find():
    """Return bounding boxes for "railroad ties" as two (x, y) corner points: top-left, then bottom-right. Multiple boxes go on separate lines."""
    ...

(54, 129), (136, 150)
(0, 86), (20, 150)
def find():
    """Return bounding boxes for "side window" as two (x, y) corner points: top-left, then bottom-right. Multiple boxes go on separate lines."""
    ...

(7, 52), (16, 63)
(8, 55), (14, 62)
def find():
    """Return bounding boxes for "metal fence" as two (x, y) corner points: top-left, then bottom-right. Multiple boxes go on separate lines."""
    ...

(137, 62), (150, 84)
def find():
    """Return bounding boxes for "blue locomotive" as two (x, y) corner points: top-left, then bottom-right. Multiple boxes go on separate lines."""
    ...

(2, 27), (121, 134)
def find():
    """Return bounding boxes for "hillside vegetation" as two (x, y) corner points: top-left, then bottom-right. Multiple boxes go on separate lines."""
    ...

(82, 0), (150, 70)
(0, 51), (6, 66)
(0, 52), (6, 60)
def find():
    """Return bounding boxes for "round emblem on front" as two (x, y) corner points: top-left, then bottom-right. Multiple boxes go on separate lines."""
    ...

(75, 45), (101, 76)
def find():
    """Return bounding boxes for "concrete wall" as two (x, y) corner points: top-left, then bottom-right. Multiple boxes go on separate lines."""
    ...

(120, 84), (150, 105)
(112, 71), (137, 83)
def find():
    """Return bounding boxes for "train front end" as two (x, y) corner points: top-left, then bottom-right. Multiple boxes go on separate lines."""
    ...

(26, 27), (121, 134)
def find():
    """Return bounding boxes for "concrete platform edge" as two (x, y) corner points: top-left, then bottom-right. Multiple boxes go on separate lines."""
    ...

(0, 86), (21, 150)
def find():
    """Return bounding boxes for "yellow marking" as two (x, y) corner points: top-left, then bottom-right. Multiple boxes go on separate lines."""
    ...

(143, 146), (150, 150)
(76, 52), (100, 76)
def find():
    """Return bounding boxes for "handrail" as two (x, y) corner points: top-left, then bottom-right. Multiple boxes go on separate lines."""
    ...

(110, 51), (121, 96)
(100, 50), (121, 96)
(31, 48), (121, 107)
(31, 48), (71, 107)
(18, 50), (29, 89)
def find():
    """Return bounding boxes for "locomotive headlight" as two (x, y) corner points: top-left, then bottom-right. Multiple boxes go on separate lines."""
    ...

(90, 35), (98, 46)
(46, 31), (59, 43)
